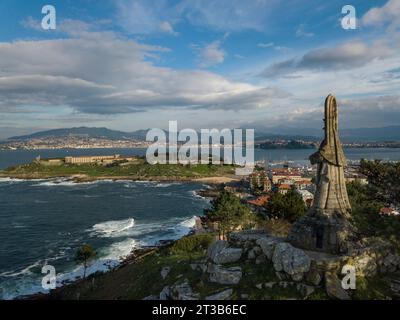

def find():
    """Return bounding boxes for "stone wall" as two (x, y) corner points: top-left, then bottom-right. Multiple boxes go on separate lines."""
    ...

(228, 230), (400, 299)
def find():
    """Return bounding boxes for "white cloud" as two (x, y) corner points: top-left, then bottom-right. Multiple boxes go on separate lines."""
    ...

(362, 0), (400, 30)
(114, 0), (317, 34)
(0, 21), (284, 115)
(295, 24), (314, 38)
(258, 42), (274, 48)
(198, 41), (226, 67)
(261, 40), (394, 77)
(159, 21), (178, 35)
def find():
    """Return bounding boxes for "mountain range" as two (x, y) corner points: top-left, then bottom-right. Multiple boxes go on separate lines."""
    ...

(7, 125), (400, 142)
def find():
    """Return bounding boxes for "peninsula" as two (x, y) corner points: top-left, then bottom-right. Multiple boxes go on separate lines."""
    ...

(0, 154), (240, 183)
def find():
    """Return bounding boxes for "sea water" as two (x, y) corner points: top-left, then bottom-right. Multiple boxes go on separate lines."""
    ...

(0, 178), (210, 299)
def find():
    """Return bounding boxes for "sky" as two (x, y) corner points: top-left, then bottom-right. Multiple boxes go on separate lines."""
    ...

(0, 0), (399, 139)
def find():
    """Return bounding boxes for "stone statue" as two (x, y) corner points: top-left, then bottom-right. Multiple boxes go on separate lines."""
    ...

(310, 94), (351, 216)
(288, 95), (356, 254)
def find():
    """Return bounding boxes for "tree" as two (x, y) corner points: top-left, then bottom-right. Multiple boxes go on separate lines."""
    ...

(205, 190), (254, 238)
(347, 180), (400, 240)
(75, 244), (96, 279)
(265, 188), (306, 222)
(359, 159), (400, 206)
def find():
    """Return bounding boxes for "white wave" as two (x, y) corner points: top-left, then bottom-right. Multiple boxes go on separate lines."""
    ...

(0, 238), (139, 300)
(55, 239), (139, 288)
(173, 216), (197, 239)
(0, 260), (41, 278)
(188, 190), (210, 201)
(101, 238), (138, 261)
(155, 183), (180, 188)
(0, 177), (44, 183)
(34, 178), (115, 187)
(89, 218), (135, 238)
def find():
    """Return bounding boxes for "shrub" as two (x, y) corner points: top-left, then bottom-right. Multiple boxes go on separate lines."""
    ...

(170, 234), (214, 255)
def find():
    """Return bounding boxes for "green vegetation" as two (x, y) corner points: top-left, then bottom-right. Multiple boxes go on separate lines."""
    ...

(359, 159), (400, 206)
(170, 234), (214, 256)
(0, 158), (236, 179)
(258, 140), (315, 150)
(45, 234), (315, 300)
(347, 160), (400, 242)
(42, 233), (395, 300)
(348, 181), (400, 241)
(205, 190), (257, 238)
(75, 244), (97, 279)
(265, 188), (306, 222)
(352, 276), (393, 300)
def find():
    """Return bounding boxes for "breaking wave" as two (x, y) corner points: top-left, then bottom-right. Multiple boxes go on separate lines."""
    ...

(89, 218), (135, 238)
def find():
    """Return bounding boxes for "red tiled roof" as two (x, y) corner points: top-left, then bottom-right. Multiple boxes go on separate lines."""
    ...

(247, 195), (270, 206)
(380, 207), (394, 215)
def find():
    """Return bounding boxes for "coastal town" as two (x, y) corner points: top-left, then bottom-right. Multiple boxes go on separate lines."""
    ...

(1, 133), (400, 150)
(199, 160), (398, 218)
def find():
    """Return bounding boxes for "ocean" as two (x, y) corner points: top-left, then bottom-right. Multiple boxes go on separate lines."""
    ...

(0, 178), (210, 299)
(1, 147), (400, 170)
(0, 147), (399, 300)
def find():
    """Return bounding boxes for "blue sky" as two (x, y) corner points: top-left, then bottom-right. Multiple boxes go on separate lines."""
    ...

(0, 0), (399, 138)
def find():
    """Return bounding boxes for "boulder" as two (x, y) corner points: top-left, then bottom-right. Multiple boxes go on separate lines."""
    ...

(382, 254), (400, 273)
(159, 286), (171, 300)
(207, 240), (228, 259)
(209, 265), (242, 285)
(354, 255), (377, 277)
(142, 295), (159, 300)
(190, 263), (207, 273)
(207, 240), (242, 264)
(256, 237), (280, 259)
(264, 282), (277, 289)
(229, 230), (269, 245)
(161, 266), (171, 280)
(306, 268), (322, 286)
(170, 281), (199, 300)
(272, 242), (311, 281)
(296, 283), (315, 298)
(247, 246), (262, 260)
(255, 254), (267, 265)
(206, 289), (233, 300)
(325, 272), (351, 300)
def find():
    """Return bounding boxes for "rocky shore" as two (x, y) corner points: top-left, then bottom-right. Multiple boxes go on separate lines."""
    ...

(0, 172), (241, 185)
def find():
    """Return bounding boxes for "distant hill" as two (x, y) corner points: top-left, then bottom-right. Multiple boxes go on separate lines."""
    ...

(340, 126), (400, 142)
(8, 127), (147, 141)
(7, 125), (400, 143)
(252, 126), (400, 142)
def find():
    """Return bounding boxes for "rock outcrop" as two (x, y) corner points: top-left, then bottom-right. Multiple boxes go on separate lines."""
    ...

(207, 240), (242, 264)
(272, 242), (311, 281)
(208, 264), (242, 285)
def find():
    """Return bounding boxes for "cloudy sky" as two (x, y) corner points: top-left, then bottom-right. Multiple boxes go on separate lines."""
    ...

(0, 0), (399, 138)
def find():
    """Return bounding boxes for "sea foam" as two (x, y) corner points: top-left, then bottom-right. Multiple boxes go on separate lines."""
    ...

(89, 218), (135, 238)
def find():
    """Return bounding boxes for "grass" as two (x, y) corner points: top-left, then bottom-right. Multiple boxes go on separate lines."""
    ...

(42, 234), (316, 300)
(1, 159), (236, 179)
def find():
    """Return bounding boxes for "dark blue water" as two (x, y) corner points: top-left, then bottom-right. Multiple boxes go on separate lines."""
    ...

(0, 178), (210, 299)
(1, 147), (400, 170)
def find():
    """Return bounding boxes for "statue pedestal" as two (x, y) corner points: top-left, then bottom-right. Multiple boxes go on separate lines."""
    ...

(288, 212), (357, 254)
